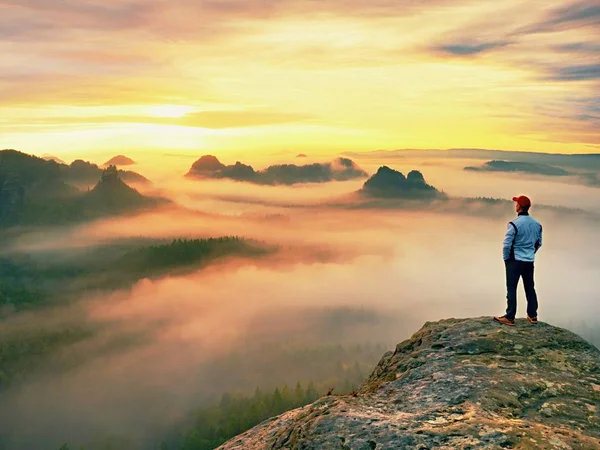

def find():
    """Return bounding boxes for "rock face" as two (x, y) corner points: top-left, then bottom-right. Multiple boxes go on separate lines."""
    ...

(102, 154), (136, 166)
(185, 155), (368, 185)
(188, 155), (227, 174)
(218, 317), (600, 450)
(359, 166), (445, 200)
(42, 154), (66, 164)
(65, 158), (150, 187)
(83, 165), (157, 213)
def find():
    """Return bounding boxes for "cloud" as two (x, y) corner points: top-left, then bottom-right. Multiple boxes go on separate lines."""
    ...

(547, 63), (600, 81)
(573, 114), (600, 121)
(0, 0), (154, 33)
(580, 172), (600, 186)
(555, 42), (600, 54)
(519, 1), (600, 34)
(435, 41), (510, 56)
(1, 0), (600, 152)
(418, 2), (600, 147)
(0, 110), (313, 129)
(2, 154), (600, 448)
(180, 110), (313, 129)
(2, 177), (600, 448)
(428, 2), (600, 63)
(0, 0), (449, 43)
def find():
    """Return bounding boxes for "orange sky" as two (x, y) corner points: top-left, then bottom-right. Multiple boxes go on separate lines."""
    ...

(0, 0), (599, 159)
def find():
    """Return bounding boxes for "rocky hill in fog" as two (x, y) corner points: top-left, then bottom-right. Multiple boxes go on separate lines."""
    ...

(186, 155), (368, 185)
(66, 158), (149, 187)
(464, 160), (571, 176)
(359, 166), (446, 200)
(102, 154), (136, 166)
(218, 317), (600, 449)
(0, 150), (164, 226)
(81, 165), (160, 214)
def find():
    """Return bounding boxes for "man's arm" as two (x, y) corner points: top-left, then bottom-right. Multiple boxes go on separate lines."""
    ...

(502, 222), (516, 261)
(534, 224), (543, 253)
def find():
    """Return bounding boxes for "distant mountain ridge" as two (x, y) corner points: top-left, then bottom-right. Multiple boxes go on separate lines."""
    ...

(186, 155), (368, 185)
(0, 150), (77, 226)
(81, 165), (157, 214)
(465, 160), (571, 176)
(343, 148), (600, 171)
(41, 154), (66, 164)
(2, 150), (149, 188)
(359, 166), (446, 200)
(335, 164), (597, 220)
(64, 158), (149, 187)
(102, 155), (136, 166)
(0, 150), (163, 227)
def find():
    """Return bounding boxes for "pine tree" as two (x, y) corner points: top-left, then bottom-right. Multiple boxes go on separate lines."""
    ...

(342, 378), (352, 394)
(352, 361), (364, 384)
(294, 381), (305, 406)
(306, 381), (319, 403)
(281, 384), (291, 406)
(334, 360), (345, 378)
(220, 392), (232, 411)
(257, 400), (268, 420)
(252, 386), (263, 402)
(272, 387), (284, 414)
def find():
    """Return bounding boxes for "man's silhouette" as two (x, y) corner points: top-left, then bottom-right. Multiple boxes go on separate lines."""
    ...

(494, 195), (543, 326)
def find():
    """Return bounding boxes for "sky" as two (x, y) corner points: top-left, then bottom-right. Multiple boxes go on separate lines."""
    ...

(1, 0), (599, 159)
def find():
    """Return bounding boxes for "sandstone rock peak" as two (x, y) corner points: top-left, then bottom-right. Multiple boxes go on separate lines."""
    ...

(102, 155), (136, 166)
(218, 317), (600, 449)
(100, 165), (120, 183)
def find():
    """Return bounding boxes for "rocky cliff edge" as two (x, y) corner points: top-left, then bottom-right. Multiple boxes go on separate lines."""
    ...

(218, 317), (600, 450)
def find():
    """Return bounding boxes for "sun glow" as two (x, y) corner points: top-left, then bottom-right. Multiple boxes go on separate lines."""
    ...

(1, 1), (598, 157)
(148, 105), (195, 118)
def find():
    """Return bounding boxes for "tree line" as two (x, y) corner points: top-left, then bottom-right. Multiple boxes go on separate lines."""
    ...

(57, 373), (364, 450)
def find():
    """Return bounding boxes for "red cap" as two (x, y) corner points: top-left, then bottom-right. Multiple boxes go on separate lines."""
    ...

(512, 195), (531, 207)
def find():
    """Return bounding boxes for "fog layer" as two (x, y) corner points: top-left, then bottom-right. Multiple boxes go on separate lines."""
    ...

(1, 154), (599, 449)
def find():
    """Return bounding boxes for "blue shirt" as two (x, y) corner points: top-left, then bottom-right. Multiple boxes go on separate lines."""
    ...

(502, 213), (543, 262)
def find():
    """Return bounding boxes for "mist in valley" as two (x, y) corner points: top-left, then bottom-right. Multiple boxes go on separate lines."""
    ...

(1, 154), (599, 449)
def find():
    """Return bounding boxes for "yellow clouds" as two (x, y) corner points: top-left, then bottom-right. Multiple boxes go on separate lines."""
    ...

(0, 0), (598, 157)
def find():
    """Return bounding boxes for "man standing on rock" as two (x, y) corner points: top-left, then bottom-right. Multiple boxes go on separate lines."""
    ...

(494, 195), (543, 326)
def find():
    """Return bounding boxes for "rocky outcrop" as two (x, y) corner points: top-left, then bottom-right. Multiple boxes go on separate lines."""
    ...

(100, 164), (120, 183)
(42, 154), (66, 164)
(359, 166), (445, 200)
(82, 165), (158, 213)
(64, 159), (150, 187)
(188, 155), (227, 174)
(185, 155), (368, 185)
(218, 317), (600, 449)
(102, 155), (136, 166)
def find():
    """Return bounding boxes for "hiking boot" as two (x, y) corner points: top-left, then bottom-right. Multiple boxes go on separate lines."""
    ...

(493, 315), (515, 326)
(527, 316), (538, 324)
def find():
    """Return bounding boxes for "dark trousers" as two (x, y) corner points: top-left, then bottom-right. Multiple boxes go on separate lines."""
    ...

(505, 259), (538, 320)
